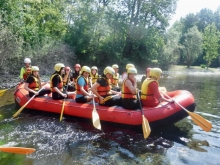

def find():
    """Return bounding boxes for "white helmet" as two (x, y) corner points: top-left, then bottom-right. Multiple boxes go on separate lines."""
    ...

(54, 63), (65, 72)
(24, 58), (31, 64)
(80, 66), (91, 74)
(112, 64), (119, 69)
(104, 66), (115, 75)
(31, 66), (39, 72)
(127, 67), (137, 74)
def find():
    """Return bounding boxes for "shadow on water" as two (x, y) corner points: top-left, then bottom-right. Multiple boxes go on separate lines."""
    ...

(0, 73), (220, 165)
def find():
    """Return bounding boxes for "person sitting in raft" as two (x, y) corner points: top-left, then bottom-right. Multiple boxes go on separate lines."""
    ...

(121, 67), (140, 110)
(90, 66), (99, 84)
(63, 66), (75, 91)
(122, 63), (135, 80)
(50, 63), (75, 100)
(141, 67), (151, 84)
(141, 68), (173, 107)
(75, 66), (95, 103)
(24, 66), (51, 97)
(91, 66), (122, 106)
(19, 58), (32, 83)
(71, 63), (81, 86)
(110, 64), (120, 92)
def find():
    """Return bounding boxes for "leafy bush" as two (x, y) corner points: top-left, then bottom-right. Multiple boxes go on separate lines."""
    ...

(200, 64), (206, 68)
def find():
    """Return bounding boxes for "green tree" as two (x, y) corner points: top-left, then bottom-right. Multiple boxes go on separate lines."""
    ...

(180, 26), (203, 68)
(161, 21), (183, 69)
(196, 8), (214, 32)
(65, 0), (178, 67)
(203, 23), (220, 68)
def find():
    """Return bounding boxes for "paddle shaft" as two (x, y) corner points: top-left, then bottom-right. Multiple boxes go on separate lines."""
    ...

(0, 83), (20, 96)
(137, 91), (151, 139)
(12, 85), (46, 118)
(162, 92), (212, 132)
(90, 79), (101, 130)
(60, 75), (70, 121)
(163, 93), (190, 113)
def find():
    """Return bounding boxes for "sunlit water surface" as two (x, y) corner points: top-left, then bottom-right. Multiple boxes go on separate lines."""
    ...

(0, 72), (220, 165)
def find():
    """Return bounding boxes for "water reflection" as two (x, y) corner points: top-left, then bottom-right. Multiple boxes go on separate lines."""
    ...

(0, 73), (220, 165)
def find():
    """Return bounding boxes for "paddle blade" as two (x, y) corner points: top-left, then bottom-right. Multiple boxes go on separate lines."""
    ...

(187, 111), (212, 132)
(0, 147), (36, 154)
(60, 101), (65, 121)
(142, 115), (151, 139)
(0, 89), (7, 97)
(92, 108), (101, 130)
(12, 104), (26, 118)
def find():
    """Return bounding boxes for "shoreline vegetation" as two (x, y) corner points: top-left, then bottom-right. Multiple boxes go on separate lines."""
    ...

(0, 65), (219, 89)
(167, 65), (220, 73)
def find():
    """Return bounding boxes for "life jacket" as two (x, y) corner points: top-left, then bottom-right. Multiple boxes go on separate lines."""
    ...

(75, 76), (89, 95)
(28, 75), (40, 91)
(50, 73), (63, 92)
(97, 77), (111, 96)
(23, 66), (32, 80)
(141, 79), (158, 100)
(121, 78), (137, 99)
(110, 73), (119, 87)
(63, 74), (70, 86)
(90, 73), (99, 84)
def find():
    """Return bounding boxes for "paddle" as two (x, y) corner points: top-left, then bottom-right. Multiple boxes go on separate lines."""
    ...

(89, 79), (101, 130)
(0, 147), (36, 154)
(60, 74), (71, 122)
(0, 83), (20, 97)
(12, 85), (47, 118)
(100, 94), (118, 104)
(137, 91), (151, 139)
(163, 92), (212, 132)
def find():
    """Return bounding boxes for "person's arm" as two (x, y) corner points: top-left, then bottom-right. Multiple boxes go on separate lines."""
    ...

(24, 77), (38, 95)
(150, 82), (172, 103)
(125, 79), (137, 94)
(91, 82), (104, 103)
(52, 75), (67, 98)
(78, 77), (92, 97)
(19, 68), (25, 82)
(122, 73), (127, 80)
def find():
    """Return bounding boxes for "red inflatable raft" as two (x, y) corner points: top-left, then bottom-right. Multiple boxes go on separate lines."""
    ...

(14, 83), (195, 128)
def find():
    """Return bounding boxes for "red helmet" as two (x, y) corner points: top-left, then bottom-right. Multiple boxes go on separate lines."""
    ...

(74, 64), (81, 69)
(146, 67), (152, 73)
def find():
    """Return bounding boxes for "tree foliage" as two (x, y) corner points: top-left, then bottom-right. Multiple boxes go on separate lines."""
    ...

(180, 26), (203, 68)
(1, 0), (220, 75)
(203, 23), (220, 68)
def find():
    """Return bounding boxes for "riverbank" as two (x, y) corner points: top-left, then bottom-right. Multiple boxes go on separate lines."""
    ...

(168, 65), (220, 73)
(1, 65), (219, 89)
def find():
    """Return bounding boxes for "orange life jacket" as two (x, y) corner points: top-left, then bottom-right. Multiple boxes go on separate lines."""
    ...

(75, 76), (89, 95)
(97, 77), (111, 96)
(28, 75), (40, 91)
(23, 66), (32, 80)
(122, 78), (137, 99)
(50, 73), (63, 92)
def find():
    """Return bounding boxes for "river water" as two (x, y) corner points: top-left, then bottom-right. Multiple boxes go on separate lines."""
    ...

(0, 72), (220, 165)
